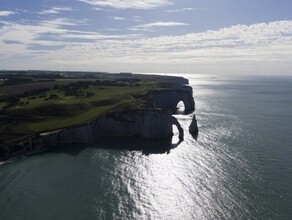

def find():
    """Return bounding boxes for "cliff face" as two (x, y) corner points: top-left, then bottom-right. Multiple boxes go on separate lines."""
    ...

(93, 109), (173, 139)
(2, 108), (178, 160)
(0, 84), (198, 162)
(42, 123), (95, 146)
(144, 86), (195, 113)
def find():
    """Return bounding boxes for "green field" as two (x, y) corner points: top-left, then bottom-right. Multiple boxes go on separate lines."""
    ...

(0, 76), (161, 146)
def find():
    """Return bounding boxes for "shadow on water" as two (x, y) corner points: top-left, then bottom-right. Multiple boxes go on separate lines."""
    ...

(37, 136), (184, 158)
(94, 137), (183, 155)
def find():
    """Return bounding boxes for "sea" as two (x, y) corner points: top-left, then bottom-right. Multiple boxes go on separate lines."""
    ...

(0, 74), (291, 220)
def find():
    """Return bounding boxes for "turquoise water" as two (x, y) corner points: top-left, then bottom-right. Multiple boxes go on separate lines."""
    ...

(0, 74), (291, 220)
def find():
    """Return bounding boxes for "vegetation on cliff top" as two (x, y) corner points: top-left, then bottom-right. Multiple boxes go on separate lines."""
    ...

(0, 73), (162, 147)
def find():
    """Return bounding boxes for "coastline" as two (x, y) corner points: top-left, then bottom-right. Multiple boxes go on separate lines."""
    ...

(0, 74), (198, 162)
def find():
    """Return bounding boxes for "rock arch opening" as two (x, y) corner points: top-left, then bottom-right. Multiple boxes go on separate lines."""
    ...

(176, 100), (186, 114)
(171, 117), (184, 140)
(172, 124), (180, 144)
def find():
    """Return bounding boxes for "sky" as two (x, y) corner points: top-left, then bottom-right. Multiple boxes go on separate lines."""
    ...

(0, 0), (292, 75)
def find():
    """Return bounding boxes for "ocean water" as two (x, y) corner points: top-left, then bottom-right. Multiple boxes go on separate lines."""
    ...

(0, 74), (291, 220)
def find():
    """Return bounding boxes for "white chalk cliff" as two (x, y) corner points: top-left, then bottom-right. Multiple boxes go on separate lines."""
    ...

(1, 84), (198, 161)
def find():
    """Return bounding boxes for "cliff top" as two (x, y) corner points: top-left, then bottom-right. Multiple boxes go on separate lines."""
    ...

(0, 72), (190, 148)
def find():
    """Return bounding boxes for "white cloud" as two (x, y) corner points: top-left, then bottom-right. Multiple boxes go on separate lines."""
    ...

(166, 8), (195, 13)
(39, 6), (73, 15)
(78, 0), (171, 9)
(0, 11), (16, 16)
(93, 7), (109, 11)
(130, 21), (189, 31)
(113, 16), (126, 20)
(0, 18), (141, 59)
(0, 19), (291, 74)
(112, 16), (142, 23)
(103, 28), (122, 31)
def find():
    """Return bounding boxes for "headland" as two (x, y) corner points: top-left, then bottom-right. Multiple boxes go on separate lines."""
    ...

(0, 71), (198, 161)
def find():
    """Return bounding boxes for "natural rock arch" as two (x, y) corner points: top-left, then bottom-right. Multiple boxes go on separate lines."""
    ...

(144, 86), (195, 114)
(172, 117), (184, 140)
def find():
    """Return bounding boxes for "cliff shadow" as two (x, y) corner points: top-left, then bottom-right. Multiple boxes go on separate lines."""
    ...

(41, 136), (183, 157)
(92, 136), (183, 155)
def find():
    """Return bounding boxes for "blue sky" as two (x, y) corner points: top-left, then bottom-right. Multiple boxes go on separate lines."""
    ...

(0, 0), (291, 74)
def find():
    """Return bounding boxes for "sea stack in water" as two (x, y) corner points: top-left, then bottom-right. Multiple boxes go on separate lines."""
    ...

(189, 115), (199, 134)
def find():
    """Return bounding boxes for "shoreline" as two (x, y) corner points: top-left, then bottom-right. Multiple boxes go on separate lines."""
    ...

(0, 73), (198, 162)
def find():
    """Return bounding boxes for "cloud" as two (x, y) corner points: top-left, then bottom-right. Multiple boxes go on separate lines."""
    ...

(0, 11), (16, 16)
(39, 6), (73, 15)
(113, 16), (126, 20)
(0, 19), (291, 74)
(112, 16), (142, 22)
(0, 17), (142, 59)
(78, 0), (171, 9)
(130, 21), (189, 31)
(93, 7), (109, 11)
(166, 8), (194, 13)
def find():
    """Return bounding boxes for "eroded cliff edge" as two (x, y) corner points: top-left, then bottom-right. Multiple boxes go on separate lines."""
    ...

(0, 78), (198, 161)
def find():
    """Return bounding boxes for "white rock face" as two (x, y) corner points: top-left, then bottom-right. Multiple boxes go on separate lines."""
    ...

(57, 123), (94, 144)
(13, 108), (176, 155)
(94, 109), (173, 139)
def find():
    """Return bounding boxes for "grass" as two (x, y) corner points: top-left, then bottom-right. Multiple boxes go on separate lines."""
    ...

(0, 79), (161, 144)
(0, 102), (7, 111)
(8, 80), (158, 110)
